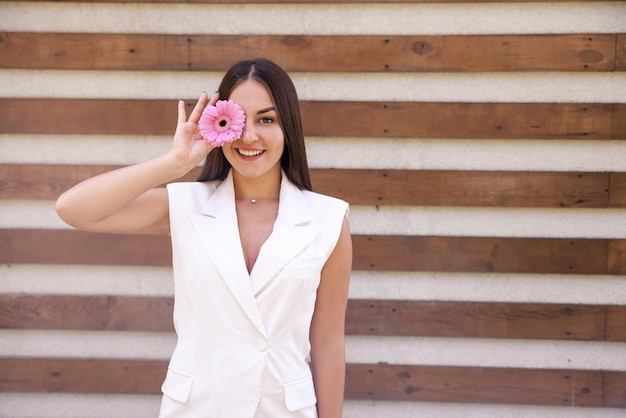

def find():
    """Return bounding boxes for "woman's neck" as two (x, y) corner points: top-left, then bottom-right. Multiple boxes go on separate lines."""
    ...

(232, 169), (281, 204)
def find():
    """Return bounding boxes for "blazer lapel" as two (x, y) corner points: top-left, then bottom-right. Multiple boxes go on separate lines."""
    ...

(189, 171), (267, 336)
(250, 176), (318, 295)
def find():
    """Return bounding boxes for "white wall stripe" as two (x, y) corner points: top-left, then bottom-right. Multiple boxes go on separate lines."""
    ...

(346, 335), (626, 371)
(1, 2), (624, 35)
(343, 400), (626, 418)
(2, 70), (626, 103)
(3, 201), (625, 239)
(349, 271), (626, 305)
(0, 393), (162, 418)
(3, 135), (626, 172)
(2, 394), (623, 418)
(2, 265), (625, 306)
(2, 330), (625, 371)
(349, 206), (626, 239)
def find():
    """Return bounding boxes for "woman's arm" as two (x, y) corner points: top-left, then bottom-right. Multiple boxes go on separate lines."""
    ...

(55, 92), (217, 235)
(309, 217), (353, 418)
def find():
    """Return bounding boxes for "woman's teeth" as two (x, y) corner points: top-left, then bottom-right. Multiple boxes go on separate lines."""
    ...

(238, 149), (263, 157)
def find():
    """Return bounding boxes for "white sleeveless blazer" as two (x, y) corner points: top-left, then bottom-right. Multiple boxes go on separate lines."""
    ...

(160, 170), (348, 417)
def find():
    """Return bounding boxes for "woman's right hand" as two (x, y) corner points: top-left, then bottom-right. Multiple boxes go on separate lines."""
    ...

(169, 91), (221, 173)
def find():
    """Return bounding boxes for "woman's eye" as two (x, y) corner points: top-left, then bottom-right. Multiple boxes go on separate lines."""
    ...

(259, 117), (274, 124)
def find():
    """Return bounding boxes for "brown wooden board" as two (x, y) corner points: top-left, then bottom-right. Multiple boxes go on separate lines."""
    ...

(0, 229), (172, 267)
(0, 229), (616, 275)
(4, 295), (625, 341)
(311, 169), (611, 208)
(345, 364), (606, 407)
(616, 34), (626, 71)
(0, 358), (166, 394)
(605, 306), (626, 342)
(608, 240), (626, 275)
(0, 99), (615, 139)
(609, 173), (626, 207)
(0, 164), (613, 208)
(0, 33), (616, 72)
(604, 371), (626, 408)
(299, 102), (613, 140)
(0, 295), (174, 332)
(612, 104), (626, 139)
(351, 235), (609, 274)
(345, 300), (609, 341)
(8, 0), (615, 3)
(2, 358), (622, 407)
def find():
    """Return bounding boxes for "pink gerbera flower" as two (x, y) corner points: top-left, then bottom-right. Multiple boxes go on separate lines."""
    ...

(198, 100), (246, 147)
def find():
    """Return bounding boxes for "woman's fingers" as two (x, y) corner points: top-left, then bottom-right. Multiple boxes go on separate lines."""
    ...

(176, 91), (219, 126)
(208, 91), (220, 107)
(188, 92), (210, 124)
(177, 99), (187, 124)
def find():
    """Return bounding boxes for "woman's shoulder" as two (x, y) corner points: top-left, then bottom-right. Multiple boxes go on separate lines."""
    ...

(166, 180), (223, 210)
(301, 189), (349, 216)
(167, 180), (221, 194)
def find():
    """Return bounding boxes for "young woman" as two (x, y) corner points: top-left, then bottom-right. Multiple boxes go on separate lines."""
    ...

(55, 59), (352, 417)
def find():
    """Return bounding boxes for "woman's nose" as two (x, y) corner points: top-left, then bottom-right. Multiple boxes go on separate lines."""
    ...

(241, 120), (258, 143)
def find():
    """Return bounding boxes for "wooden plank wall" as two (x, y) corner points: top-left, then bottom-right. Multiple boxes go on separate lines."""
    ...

(1, 1), (626, 417)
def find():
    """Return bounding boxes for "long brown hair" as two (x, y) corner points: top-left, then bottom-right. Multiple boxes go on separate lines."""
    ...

(196, 59), (312, 191)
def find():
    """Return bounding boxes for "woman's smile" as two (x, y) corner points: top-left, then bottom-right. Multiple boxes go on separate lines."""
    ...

(236, 148), (265, 158)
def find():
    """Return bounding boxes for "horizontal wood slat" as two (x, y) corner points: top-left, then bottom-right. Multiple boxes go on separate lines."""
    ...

(0, 33), (617, 72)
(345, 300), (613, 341)
(0, 358), (165, 395)
(605, 371), (626, 408)
(0, 295), (174, 333)
(609, 172), (626, 207)
(345, 364), (608, 407)
(617, 34), (626, 71)
(352, 235), (611, 275)
(0, 164), (615, 208)
(0, 229), (172, 266)
(1, 358), (623, 408)
(613, 104), (626, 139)
(0, 229), (618, 275)
(9, 0), (615, 3)
(0, 99), (617, 140)
(3, 295), (624, 341)
(312, 169), (612, 208)
(606, 306), (626, 342)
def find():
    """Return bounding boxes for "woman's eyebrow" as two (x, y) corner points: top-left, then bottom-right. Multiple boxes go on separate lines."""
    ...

(257, 106), (276, 115)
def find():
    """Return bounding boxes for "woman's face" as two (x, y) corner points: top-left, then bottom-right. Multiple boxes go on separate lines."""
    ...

(222, 79), (285, 181)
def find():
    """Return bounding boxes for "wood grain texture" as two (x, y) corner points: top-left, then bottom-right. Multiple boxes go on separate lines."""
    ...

(605, 306), (626, 342)
(0, 358), (165, 394)
(612, 104), (626, 139)
(0, 295), (174, 332)
(609, 173), (626, 207)
(0, 99), (615, 139)
(4, 295), (624, 341)
(0, 229), (172, 267)
(0, 358), (626, 408)
(0, 33), (616, 72)
(0, 164), (614, 208)
(1, 358), (622, 407)
(604, 371), (626, 408)
(0, 229), (616, 275)
(8, 0), (614, 3)
(345, 300), (611, 341)
(616, 34), (626, 71)
(351, 235), (609, 274)
(345, 364), (606, 407)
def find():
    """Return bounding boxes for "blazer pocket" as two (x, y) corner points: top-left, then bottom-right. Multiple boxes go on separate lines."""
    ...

(284, 377), (317, 411)
(282, 257), (324, 279)
(161, 367), (193, 404)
